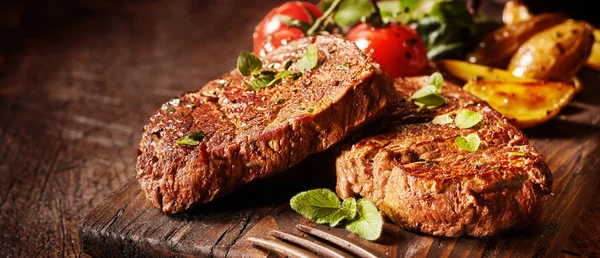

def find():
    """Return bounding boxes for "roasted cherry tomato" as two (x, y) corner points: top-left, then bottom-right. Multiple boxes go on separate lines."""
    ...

(253, 1), (323, 57)
(345, 23), (428, 78)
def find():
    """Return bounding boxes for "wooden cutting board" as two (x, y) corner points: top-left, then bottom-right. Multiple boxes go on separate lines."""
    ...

(78, 70), (600, 257)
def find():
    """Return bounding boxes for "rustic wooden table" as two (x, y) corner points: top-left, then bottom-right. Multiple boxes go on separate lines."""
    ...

(0, 0), (598, 257)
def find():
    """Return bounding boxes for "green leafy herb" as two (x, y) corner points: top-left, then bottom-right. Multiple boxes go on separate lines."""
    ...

(454, 109), (483, 129)
(289, 189), (382, 241)
(176, 130), (206, 147)
(510, 151), (526, 157)
(321, 0), (373, 30)
(297, 44), (319, 72)
(429, 72), (444, 91)
(290, 189), (357, 227)
(275, 99), (286, 105)
(245, 71), (276, 91)
(410, 85), (445, 108)
(400, 0), (473, 60)
(342, 198), (357, 220)
(345, 199), (383, 241)
(378, 1), (402, 23)
(307, 108), (314, 113)
(237, 51), (263, 76)
(432, 113), (453, 125)
(276, 70), (302, 80)
(492, 166), (502, 171)
(410, 72), (446, 109)
(246, 161), (260, 167)
(455, 133), (480, 152)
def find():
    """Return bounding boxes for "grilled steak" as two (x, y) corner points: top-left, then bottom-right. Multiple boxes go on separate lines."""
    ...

(136, 36), (396, 213)
(335, 76), (552, 237)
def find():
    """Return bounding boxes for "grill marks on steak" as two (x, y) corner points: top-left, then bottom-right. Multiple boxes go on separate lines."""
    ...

(136, 36), (396, 213)
(336, 76), (552, 237)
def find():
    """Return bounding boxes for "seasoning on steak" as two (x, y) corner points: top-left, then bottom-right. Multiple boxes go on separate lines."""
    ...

(136, 36), (396, 213)
(335, 76), (552, 237)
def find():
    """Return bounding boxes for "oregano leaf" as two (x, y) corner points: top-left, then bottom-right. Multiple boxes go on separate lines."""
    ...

(297, 44), (319, 72)
(432, 113), (453, 125)
(345, 199), (383, 241)
(455, 109), (483, 129)
(237, 51), (262, 76)
(455, 133), (481, 152)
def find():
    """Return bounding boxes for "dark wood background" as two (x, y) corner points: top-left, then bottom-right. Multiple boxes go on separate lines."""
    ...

(0, 0), (598, 257)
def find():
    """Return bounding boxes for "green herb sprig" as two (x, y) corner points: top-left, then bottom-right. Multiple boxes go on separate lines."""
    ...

(431, 113), (453, 125)
(454, 109), (483, 129)
(410, 72), (446, 109)
(510, 151), (526, 156)
(455, 133), (480, 152)
(296, 44), (319, 72)
(290, 189), (383, 241)
(237, 45), (317, 91)
(176, 130), (206, 147)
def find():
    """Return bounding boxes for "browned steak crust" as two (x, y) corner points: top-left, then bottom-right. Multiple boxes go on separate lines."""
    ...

(136, 36), (396, 213)
(336, 76), (552, 237)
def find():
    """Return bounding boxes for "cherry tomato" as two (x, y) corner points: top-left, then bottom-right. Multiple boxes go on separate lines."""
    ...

(253, 1), (323, 57)
(345, 23), (428, 78)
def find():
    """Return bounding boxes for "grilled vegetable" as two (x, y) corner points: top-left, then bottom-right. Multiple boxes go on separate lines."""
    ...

(502, 0), (532, 25)
(437, 59), (534, 82)
(466, 13), (566, 67)
(508, 19), (594, 81)
(464, 80), (576, 128)
(584, 28), (600, 72)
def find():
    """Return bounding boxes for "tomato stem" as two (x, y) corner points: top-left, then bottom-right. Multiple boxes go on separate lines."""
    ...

(306, 0), (342, 36)
(366, 0), (385, 27)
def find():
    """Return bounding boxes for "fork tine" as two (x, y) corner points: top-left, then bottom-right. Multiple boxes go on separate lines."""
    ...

(271, 230), (353, 258)
(296, 224), (384, 258)
(248, 237), (319, 258)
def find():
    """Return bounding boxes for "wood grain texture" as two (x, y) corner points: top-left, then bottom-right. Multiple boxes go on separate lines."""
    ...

(0, 0), (598, 257)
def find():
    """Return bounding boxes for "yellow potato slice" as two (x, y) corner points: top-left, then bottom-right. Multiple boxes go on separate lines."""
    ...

(464, 80), (576, 128)
(438, 59), (535, 83)
(571, 76), (583, 93)
(585, 29), (600, 72)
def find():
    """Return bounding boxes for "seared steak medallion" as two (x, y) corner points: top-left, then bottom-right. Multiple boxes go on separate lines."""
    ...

(336, 76), (552, 237)
(137, 36), (396, 213)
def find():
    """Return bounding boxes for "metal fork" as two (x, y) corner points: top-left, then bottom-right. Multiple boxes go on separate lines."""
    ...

(248, 224), (386, 258)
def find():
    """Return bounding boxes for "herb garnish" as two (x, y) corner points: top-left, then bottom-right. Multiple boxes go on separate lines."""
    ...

(345, 199), (384, 241)
(245, 70), (276, 91)
(238, 49), (305, 91)
(410, 72), (446, 109)
(176, 130), (206, 147)
(432, 113), (453, 125)
(455, 133), (480, 152)
(510, 151), (526, 156)
(297, 44), (319, 72)
(455, 109), (483, 129)
(237, 51), (263, 76)
(275, 99), (286, 105)
(290, 188), (383, 241)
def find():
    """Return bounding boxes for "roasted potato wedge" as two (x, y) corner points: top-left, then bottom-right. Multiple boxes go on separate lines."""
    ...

(571, 76), (583, 93)
(584, 28), (600, 72)
(437, 59), (535, 82)
(508, 19), (594, 81)
(502, 0), (532, 25)
(464, 80), (576, 128)
(466, 13), (566, 67)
